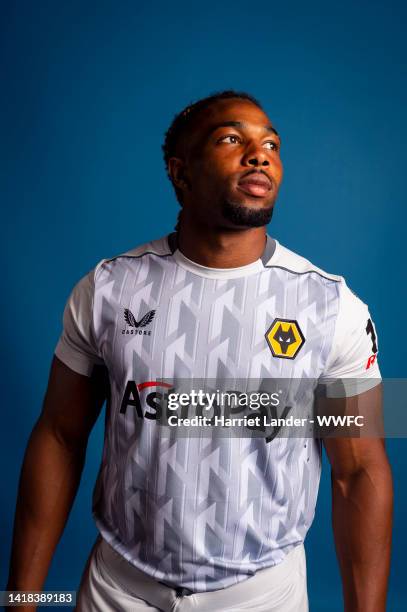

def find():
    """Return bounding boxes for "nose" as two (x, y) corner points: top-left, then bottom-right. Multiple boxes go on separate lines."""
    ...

(241, 143), (270, 167)
(248, 157), (269, 167)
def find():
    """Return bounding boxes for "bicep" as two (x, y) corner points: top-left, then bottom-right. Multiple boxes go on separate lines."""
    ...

(38, 355), (109, 447)
(322, 384), (387, 479)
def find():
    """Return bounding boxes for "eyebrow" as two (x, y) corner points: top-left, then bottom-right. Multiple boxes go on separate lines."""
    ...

(207, 120), (280, 139)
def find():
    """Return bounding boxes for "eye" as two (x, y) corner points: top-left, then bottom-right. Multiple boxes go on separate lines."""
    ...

(217, 134), (242, 145)
(263, 140), (279, 151)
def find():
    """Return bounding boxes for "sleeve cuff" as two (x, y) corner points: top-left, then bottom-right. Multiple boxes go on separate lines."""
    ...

(318, 376), (382, 398)
(54, 340), (104, 377)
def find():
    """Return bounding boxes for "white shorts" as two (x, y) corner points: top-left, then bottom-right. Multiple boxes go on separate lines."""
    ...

(76, 536), (309, 612)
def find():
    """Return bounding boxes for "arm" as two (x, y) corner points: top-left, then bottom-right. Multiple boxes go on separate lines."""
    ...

(322, 384), (393, 612)
(6, 355), (109, 600)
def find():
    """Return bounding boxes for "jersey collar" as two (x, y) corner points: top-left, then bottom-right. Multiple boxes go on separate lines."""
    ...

(167, 232), (277, 279)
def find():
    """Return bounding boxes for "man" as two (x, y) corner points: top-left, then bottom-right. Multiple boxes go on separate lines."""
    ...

(7, 90), (393, 611)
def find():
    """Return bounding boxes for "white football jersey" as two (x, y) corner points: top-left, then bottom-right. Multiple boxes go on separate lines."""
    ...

(54, 233), (381, 592)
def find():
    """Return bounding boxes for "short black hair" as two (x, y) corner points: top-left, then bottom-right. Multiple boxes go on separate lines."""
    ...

(162, 89), (264, 207)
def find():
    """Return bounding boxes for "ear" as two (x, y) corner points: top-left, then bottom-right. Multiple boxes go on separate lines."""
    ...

(168, 157), (191, 191)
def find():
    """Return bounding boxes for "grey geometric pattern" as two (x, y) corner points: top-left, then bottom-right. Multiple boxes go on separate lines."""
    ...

(90, 234), (340, 592)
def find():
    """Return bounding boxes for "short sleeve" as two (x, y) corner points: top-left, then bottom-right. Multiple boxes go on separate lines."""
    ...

(54, 267), (104, 377)
(319, 279), (381, 397)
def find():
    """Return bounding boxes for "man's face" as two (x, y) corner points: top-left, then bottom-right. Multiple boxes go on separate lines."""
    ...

(171, 99), (284, 229)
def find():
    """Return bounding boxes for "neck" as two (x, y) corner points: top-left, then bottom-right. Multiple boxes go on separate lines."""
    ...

(176, 218), (267, 268)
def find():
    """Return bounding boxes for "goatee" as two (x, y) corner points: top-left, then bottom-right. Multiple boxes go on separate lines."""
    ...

(221, 198), (275, 227)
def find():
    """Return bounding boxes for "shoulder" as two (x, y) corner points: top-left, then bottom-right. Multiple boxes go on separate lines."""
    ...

(90, 234), (172, 281)
(267, 240), (342, 283)
(268, 239), (370, 317)
(117, 234), (172, 259)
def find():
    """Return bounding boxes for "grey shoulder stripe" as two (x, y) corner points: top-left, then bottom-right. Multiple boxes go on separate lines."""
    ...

(103, 250), (173, 264)
(261, 235), (277, 266)
(264, 264), (341, 282)
(124, 251), (173, 260)
(109, 233), (176, 261)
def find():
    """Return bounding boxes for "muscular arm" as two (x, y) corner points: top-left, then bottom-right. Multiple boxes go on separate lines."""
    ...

(322, 384), (393, 611)
(6, 355), (108, 597)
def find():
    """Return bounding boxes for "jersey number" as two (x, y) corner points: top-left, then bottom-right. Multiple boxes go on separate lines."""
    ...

(365, 318), (378, 353)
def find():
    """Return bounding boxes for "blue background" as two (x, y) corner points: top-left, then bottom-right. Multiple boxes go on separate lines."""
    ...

(1, 0), (406, 609)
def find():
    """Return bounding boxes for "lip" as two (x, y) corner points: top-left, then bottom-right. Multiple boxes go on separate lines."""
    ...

(236, 171), (273, 198)
(238, 170), (272, 189)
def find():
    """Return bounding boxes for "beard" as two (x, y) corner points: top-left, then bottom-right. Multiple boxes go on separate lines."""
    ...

(220, 197), (275, 228)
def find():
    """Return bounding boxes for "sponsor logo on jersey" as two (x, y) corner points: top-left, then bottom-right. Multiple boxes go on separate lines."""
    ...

(265, 318), (305, 359)
(366, 354), (377, 369)
(120, 381), (173, 417)
(122, 308), (156, 335)
(119, 380), (292, 444)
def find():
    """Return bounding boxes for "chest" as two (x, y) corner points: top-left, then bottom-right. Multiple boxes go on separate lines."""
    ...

(93, 264), (339, 385)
